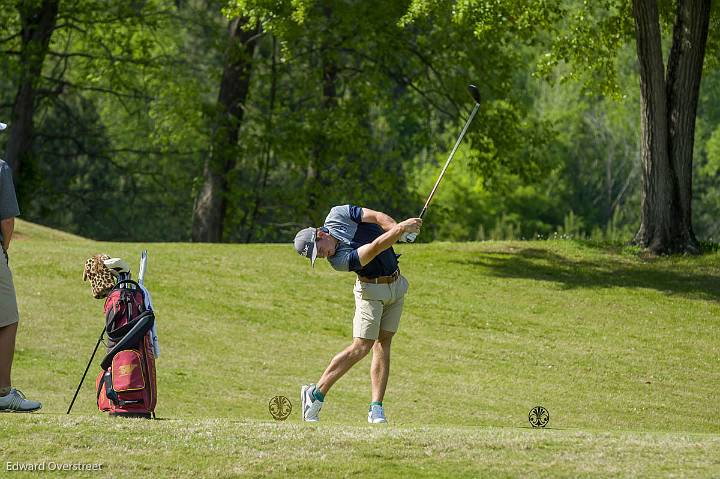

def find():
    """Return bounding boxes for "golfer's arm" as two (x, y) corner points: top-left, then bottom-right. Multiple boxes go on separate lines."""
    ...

(361, 208), (397, 231)
(1, 217), (13, 251)
(356, 224), (404, 267)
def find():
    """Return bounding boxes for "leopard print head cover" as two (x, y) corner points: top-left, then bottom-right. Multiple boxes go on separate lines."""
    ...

(83, 254), (116, 299)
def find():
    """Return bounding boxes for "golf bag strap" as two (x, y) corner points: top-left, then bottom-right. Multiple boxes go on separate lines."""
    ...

(104, 371), (119, 405)
(101, 370), (142, 407)
(97, 372), (105, 403)
(106, 306), (149, 343)
(100, 311), (155, 371)
(105, 279), (145, 324)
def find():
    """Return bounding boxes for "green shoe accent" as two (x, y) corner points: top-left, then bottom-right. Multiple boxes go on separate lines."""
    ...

(312, 387), (325, 402)
(370, 401), (382, 406)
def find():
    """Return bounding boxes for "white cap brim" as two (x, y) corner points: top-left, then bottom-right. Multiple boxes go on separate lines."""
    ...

(310, 241), (319, 267)
(0, 122), (6, 130)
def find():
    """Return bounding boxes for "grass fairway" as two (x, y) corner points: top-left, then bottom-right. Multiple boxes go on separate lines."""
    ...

(3, 220), (720, 477)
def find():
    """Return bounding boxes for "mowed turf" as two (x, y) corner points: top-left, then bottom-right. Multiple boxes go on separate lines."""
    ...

(3, 219), (719, 477)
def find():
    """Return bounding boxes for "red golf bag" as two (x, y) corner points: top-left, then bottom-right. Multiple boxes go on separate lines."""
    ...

(96, 280), (157, 418)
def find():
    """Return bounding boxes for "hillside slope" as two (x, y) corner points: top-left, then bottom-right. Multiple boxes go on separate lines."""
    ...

(3, 220), (719, 477)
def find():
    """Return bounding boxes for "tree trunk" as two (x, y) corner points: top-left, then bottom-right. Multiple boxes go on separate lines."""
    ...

(665, 0), (710, 251)
(4, 0), (59, 181)
(244, 36), (278, 243)
(305, 1), (338, 225)
(192, 17), (260, 242)
(632, 0), (709, 254)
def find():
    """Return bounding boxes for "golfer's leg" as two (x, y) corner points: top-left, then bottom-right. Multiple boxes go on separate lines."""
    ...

(370, 291), (404, 402)
(317, 290), (383, 396)
(317, 338), (374, 395)
(0, 320), (40, 411)
(0, 322), (18, 390)
(370, 329), (394, 403)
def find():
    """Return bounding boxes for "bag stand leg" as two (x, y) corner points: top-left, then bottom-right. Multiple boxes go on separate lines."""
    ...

(66, 328), (105, 414)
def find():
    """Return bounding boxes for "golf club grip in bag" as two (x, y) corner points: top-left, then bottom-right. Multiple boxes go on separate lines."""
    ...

(96, 280), (157, 418)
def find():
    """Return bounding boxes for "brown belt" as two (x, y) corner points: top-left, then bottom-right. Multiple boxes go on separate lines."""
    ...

(358, 269), (400, 284)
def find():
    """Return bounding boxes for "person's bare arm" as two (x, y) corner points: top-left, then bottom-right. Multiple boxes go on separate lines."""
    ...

(361, 208), (397, 231)
(356, 218), (422, 267)
(1, 217), (13, 251)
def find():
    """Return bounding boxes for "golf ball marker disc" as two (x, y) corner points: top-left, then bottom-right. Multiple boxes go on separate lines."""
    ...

(269, 396), (292, 421)
(528, 406), (550, 428)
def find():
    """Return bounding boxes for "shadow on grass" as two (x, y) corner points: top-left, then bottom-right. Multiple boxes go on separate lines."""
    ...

(451, 247), (720, 301)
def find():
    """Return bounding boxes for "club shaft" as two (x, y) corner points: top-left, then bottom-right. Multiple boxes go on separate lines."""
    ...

(419, 102), (480, 219)
(139, 250), (147, 286)
(66, 328), (105, 414)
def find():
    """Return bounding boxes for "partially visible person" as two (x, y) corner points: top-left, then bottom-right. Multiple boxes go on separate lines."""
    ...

(0, 121), (41, 412)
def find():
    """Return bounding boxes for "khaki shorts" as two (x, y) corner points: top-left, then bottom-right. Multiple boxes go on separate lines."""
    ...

(0, 257), (19, 328)
(353, 274), (409, 340)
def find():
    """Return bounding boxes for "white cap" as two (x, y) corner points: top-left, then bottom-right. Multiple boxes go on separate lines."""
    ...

(103, 257), (131, 274)
(294, 227), (320, 267)
(0, 122), (6, 130)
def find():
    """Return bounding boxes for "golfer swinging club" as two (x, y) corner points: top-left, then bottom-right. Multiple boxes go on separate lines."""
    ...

(294, 205), (421, 423)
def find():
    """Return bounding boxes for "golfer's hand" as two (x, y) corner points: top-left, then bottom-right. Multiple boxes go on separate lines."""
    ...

(398, 218), (422, 242)
(399, 217), (422, 231)
(399, 230), (420, 242)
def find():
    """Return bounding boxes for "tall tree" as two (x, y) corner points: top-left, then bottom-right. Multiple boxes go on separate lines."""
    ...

(219, 0), (553, 241)
(192, 16), (261, 242)
(305, 0), (338, 223)
(4, 0), (59, 182)
(407, 0), (716, 253)
(0, 1), (200, 241)
(632, 0), (710, 253)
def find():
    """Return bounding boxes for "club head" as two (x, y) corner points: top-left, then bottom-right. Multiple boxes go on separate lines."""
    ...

(467, 84), (481, 104)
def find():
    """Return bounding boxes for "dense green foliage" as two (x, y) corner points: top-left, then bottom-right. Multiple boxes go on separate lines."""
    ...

(0, 0), (719, 242)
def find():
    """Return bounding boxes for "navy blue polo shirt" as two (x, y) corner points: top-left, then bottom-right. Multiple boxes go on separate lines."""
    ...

(324, 205), (399, 278)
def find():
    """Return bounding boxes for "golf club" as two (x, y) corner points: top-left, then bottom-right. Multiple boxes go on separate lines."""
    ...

(139, 250), (160, 357)
(66, 328), (105, 414)
(418, 84), (481, 220)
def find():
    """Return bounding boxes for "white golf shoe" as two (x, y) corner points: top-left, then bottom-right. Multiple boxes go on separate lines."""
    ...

(368, 404), (387, 424)
(301, 384), (323, 422)
(0, 389), (42, 412)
